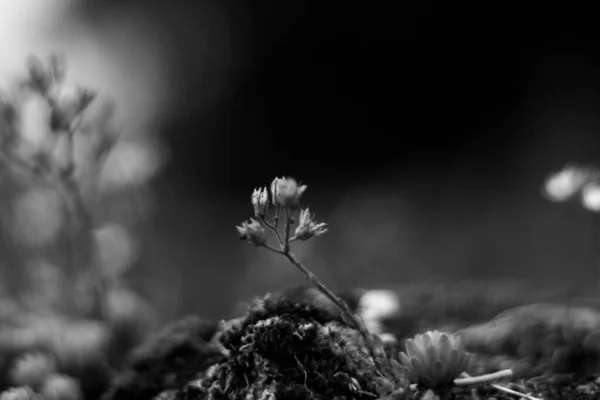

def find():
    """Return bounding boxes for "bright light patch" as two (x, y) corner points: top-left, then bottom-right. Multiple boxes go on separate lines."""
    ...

(543, 165), (591, 202)
(581, 182), (600, 212)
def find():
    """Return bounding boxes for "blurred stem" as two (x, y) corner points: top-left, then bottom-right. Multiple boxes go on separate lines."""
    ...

(56, 120), (105, 319)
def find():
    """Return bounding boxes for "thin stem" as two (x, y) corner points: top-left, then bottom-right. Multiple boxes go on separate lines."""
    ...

(261, 204), (392, 381)
(262, 243), (284, 255)
(274, 205), (281, 228)
(281, 249), (389, 378)
(260, 215), (283, 246)
(454, 369), (512, 386)
(283, 207), (294, 252)
(46, 118), (101, 318)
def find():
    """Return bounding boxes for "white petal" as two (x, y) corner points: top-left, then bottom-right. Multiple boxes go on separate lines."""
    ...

(544, 166), (591, 202)
(581, 183), (600, 212)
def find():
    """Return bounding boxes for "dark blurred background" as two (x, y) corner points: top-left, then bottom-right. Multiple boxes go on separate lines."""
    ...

(3, 1), (600, 322)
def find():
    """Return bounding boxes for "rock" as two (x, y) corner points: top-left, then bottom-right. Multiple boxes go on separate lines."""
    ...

(458, 303), (600, 375)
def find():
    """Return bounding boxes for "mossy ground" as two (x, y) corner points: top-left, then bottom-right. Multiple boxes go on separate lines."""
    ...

(97, 285), (600, 400)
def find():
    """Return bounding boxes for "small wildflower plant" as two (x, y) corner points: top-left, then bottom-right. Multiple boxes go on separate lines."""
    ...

(399, 330), (469, 391)
(236, 177), (396, 388)
(236, 177), (536, 400)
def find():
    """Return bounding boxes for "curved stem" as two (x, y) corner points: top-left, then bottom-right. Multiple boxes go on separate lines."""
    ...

(282, 249), (390, 378)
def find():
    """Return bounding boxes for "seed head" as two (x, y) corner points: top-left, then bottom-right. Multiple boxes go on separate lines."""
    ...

(270, 177), (307, 209)
(26, 56), (51, 95)
(294, 208), (328, 240)
(236, 219), (267, 247)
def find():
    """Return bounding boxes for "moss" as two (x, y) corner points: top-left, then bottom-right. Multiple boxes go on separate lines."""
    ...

(168, 295), (396, 400)
(102, 316), (224, 400)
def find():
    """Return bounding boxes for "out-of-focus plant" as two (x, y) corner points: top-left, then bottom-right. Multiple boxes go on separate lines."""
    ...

(0, 54), (161, 398)
(543, 163), (600, 285)
(0, 54), (115, 316)
(3, 351), (82, 400)
(0, 54), (161, 318)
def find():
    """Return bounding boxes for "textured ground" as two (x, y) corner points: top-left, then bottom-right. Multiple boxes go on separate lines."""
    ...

(97, 283), (600, 400)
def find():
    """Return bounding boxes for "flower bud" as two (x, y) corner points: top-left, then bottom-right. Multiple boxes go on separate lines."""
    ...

(50, 84), (97, 131)
(251, 187), (269, 216)
(236, 219), (267, 247)
(27, 56), (51, 95)
(294, 208), (328, 240)
(270, 177), (306, 209)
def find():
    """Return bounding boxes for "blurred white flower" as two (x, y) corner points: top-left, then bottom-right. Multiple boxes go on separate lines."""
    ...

(544, 165), (592, 202)
(378, 332), (397, 344)
(357, 289), (400, 334)
(12, 188), (63, 247)
(18, 95), (51, 150)
(358, 289), (401, 321)
(98, 140), (164, 192)
(94, 223), (139, 277)
(581, 182), (600, 212)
